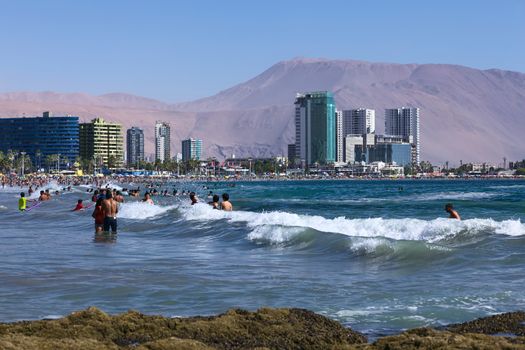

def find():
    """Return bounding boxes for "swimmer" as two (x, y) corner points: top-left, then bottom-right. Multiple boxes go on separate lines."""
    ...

(115, 191), (125, 203)
(208, 194), (220, 209)
(18, 192), (27, 211)
(92, 198), (105, 233)
(102, 191), (118, 234)
(445, 203), (461, 220)
(189, 192), (198, 205)
(142, 192), (154, 205)
(38, 190), (48, 201)
(220, 193), (233, 211)
(72, 199), (84, 211)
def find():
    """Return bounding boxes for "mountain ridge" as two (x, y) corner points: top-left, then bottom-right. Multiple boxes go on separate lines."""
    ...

(1, 58), (524, 164)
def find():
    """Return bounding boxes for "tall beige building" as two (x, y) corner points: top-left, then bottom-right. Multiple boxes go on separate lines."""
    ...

(79, 118), (124, 168)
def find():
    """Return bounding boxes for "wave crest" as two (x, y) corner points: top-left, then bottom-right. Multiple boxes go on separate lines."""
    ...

(118, 202), (176, 219)
(181, 204), (525, 246)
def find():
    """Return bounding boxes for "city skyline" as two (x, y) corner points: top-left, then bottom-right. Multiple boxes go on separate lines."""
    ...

(0, 0), (524, 102)
(0, 52), (523, 165)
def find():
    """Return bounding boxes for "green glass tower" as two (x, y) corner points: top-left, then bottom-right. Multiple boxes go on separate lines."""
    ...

(294, 91), (336, 166)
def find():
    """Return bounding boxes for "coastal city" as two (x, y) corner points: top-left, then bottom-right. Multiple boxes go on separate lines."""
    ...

(2, 1), (525, 349)
(0, 91), (522, 179)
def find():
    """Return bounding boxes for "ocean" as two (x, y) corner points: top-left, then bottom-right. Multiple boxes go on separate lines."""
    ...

(0, 179), (524, 338)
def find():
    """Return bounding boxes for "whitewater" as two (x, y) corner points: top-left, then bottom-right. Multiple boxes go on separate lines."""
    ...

(0, 179), (524, 338)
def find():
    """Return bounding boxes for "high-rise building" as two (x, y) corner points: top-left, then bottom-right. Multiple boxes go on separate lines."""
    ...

(287, 144), (297, 164)
(385, 108), (420, 164)
(155, 121), (171, 162)
(344, 135), (364, 164)
(126, 127), (144, 167)
(181, 138), (202, 161)
(79, 118), (124, 168)
(294, 91), (336, 166)
(335, 110), (344, 163)
(0, 111), (79, 168)
(342, 108), (376, 136)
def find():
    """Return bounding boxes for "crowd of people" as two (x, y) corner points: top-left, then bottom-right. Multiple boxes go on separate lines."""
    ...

(9, 175), (463, 239)
(14, 180), (235, 236)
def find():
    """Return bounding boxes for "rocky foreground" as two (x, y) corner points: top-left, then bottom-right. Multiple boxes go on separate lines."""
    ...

(0, 307), (525, 349)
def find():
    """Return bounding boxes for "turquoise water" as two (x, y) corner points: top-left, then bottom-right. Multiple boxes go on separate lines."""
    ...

(0, 180), (524, 337)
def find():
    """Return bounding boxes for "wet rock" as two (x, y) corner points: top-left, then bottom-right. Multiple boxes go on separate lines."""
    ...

(0, 307), (366, 350)
(446, 311), (525, 336)
(359, 328), (525, 350)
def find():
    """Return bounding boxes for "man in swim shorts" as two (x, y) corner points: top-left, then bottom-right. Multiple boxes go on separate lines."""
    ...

(102, 191), (119, 233)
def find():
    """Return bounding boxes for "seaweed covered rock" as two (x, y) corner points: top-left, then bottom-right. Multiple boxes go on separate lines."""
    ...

(446, 311), (525, 336)
(360, 328), (525, 350)
(0, 307), (366, 350)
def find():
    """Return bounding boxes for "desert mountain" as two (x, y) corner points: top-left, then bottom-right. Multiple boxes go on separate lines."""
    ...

(1, 57), (524, 164)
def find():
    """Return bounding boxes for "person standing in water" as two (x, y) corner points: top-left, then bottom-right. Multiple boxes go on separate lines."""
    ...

(220, 193), (233, 211)
(92, 198), (105, 233)
(143, 192), (154, 205)
(102, 191), (119, 233)
(189, 192), (198, 205)
(208, 194), (220, 209)
(18, 192), (27, 211)
(445, 203), (461, 220)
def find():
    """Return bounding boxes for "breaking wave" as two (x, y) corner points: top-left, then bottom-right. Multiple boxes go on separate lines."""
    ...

(118, 202), (177, 219)
(181, 204), (525, 250)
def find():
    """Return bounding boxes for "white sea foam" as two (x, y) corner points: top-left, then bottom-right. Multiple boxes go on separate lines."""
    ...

(181, 204), (525, 244)
(118, 202), (176, 219)
(489, 185), (525, 190)
(100, 182), (124, 191)
(409, 191), (497, 201)
(246, 225), (304, 243)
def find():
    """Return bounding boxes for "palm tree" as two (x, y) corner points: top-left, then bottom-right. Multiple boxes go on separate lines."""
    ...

(6, 150), (16, 173)
(46, 154), (59, 172)
(35, 149), (42, 170)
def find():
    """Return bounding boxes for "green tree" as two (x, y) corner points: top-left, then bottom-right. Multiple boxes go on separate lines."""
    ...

(107, 155), (118, 169)
(6, 149), (17, 171)
(419, 161), (434, 173)
(0, 151), (9, 172)
(14, 155), (32, 174)
(46, 154), (59, 172)
(35, 149), (42, 170)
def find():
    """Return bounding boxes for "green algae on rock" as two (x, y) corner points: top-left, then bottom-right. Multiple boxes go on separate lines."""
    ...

(0, 307), (366, 350)
(445, 311), (525, 337)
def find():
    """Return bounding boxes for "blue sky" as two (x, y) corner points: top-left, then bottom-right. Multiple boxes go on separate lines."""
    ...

(0, 0), (523, 102)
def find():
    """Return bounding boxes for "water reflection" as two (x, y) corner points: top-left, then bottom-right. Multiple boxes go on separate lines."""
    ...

(93, 233), (117, 243)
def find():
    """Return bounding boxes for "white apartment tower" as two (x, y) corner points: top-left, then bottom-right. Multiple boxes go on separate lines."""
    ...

(335, 109), (344, 163)
(342, 108), (376, 136)
(155, 121), (171, 162)
(385, 107), (420, 164)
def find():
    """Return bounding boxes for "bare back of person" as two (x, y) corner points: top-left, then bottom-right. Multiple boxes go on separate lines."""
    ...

(102, 198), (118, 217)
(102, 197), (119, 233)
(221, 201), (233, 211)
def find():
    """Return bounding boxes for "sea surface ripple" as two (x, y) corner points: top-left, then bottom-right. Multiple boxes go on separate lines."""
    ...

(0, 179), (524, 337)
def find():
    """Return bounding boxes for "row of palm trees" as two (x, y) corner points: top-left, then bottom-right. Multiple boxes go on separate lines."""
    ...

(0, 150), (290, 176)
(0, 150), (66, 174)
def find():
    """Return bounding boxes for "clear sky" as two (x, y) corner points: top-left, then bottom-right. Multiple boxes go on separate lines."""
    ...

(0, 0), (523, 102)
